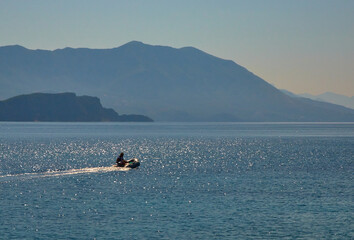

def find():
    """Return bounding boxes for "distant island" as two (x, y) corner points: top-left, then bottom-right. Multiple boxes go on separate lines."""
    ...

(0, 93), (153, 122)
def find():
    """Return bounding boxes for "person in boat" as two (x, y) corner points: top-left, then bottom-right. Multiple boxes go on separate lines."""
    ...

(116, 152), (127, 167)
(116, 152), (134, 167)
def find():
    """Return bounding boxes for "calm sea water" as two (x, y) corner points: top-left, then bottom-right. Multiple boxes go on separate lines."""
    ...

(0, 122), (353, 239)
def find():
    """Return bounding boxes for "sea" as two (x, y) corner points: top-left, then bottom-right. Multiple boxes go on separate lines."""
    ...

(0, 122), (353, 239)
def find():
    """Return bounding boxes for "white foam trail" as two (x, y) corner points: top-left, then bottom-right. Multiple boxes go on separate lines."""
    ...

(0, 166), (131, 182)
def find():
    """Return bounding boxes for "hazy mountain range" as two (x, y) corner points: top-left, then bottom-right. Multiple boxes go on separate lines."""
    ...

(1, 41), (353, 121)
(298, 92), (353, 110)
(281, 89), (354, 110)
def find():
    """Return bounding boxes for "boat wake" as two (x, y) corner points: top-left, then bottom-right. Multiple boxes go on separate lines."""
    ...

(0, 166), (130, 182)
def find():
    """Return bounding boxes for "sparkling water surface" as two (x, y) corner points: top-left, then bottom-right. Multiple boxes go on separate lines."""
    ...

(0, 122), (353, 239)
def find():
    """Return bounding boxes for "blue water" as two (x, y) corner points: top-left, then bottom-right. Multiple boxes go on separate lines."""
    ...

(0, 122), (353, 239)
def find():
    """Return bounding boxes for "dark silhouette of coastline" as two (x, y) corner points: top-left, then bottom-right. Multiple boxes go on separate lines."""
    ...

(0, 92), (153, 122)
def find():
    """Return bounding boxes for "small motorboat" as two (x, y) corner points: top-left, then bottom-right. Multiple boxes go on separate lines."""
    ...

(114, 158), (140, 169)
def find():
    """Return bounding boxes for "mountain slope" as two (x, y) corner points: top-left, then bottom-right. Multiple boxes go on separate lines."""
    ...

(0, 41), (353, 121)
(299, 92), (354, 110)
(281, 90), (354, 110)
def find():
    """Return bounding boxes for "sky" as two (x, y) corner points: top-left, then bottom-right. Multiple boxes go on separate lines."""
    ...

(1, 0), (353, 96)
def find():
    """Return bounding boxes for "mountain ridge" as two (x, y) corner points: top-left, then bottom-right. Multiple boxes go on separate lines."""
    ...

(282, 90), (354, 110)
(1, 41), (353, 121)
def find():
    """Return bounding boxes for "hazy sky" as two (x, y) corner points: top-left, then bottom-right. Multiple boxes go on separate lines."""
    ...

(1, 0), (353, 96)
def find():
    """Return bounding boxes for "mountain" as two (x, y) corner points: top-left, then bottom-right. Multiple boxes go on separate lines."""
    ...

(280, 89), (299, 98)
(1, 41), (354, 121)
(0, 92), (153, 122)
(281, 90), (354, 110)
(299, 92), (354, 110)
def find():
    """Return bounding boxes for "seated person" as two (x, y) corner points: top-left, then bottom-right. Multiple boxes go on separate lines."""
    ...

(116, 152), (127, 167)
